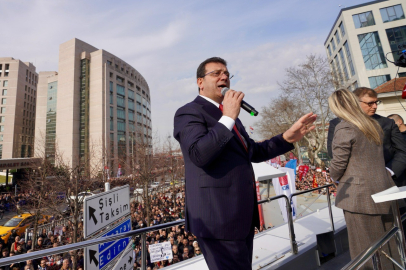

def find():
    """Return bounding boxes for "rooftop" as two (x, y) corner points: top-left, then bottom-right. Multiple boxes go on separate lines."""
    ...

(375, 77), (406, 94)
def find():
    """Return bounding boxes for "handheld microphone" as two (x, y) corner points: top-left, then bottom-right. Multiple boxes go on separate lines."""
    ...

(221, 87), (259, 116)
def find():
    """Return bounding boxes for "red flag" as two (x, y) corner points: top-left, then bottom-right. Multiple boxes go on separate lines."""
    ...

(402, 82), (406, 99)
(312, 174), (318, 188)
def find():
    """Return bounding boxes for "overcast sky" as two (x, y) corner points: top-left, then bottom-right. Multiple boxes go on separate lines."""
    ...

(1, 0), (368, 142)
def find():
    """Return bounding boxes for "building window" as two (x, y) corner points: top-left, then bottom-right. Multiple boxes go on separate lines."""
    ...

(358, 32), (387, 70)
(353, 11), (375, 29)
(110, 72), (113, 78)
(1, 99), (6, 105)
(129, 110), (134, 121)
(0, 135), (3, 141)
(369, 74), (391, 89)
(107, 60), (112, 65)
(327, 45), (332, 57)
(4, 64), (9, 77)
(338, 49), (349, 81)
(334, 55), (343, 86)
(339, 22), (345, 37)
(399, 72), (406, 78)
(330, 38), (336, 51)
(334, 31), (340, 45)
(128, 99), (134, 110)
(110, 107), (113, 117)
(0, 64), (2, 76)
(117, 84), (125, 96)
(1, 108), (5, 114)
(2, 90), (6, 96)
(117, 108), (125, 119)
(128, 89), (134, 99)
(380, 5), (405, 23)
(0, 126), (4, 132)
(3, 81), (7, 87)
(110, 118), (114, 131)
(116, 76), (124, 83)
(343, 42), (355, 77)
(386, 26), (406, 62)
(117, 95), (125, 108)
(0, 116), (4, 123)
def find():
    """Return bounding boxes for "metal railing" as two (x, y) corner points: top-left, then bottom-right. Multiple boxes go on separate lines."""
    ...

(25, 216), (77, 242)
(0, 184), (335, 269)
(342, 203), (406, 270)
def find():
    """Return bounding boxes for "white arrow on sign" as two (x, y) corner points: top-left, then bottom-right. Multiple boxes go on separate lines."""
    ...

(85, 217), (132, 270)
(84, 185), (130, 238)
(112, 240), (134, 270)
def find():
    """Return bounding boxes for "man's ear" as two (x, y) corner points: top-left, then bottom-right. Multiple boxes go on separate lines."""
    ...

(197, 78), (203, 92)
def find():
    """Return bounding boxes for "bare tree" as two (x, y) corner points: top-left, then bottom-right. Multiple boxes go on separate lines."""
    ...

(256, 54), (336, 165)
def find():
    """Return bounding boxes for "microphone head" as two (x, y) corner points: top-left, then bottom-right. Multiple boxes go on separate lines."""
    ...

(221, 87), (229, 96)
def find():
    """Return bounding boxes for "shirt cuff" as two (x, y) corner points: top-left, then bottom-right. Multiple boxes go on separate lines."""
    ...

(386, 167), (395, 176)
(219, 116), (235, 131)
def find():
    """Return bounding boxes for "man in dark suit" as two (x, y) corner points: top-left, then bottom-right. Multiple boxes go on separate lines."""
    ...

(173, 57), (317, 269)
(327, 87), (406, 187)
(388, 114), (406, 140)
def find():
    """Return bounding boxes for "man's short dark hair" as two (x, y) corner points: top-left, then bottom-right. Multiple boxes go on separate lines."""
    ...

(388, 114), (404, 124)
(353, 87), (377, 98)
(196, 57), (227, 92)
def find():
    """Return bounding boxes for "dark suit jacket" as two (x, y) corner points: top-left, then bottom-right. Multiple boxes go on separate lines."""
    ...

(327, 114), (406, 187)
(173, 96), (293, 240)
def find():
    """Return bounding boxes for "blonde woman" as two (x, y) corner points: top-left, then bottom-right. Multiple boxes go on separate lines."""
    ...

(329, 89), (397, 269)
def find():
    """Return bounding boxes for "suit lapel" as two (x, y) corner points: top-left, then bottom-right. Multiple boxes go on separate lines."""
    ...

(194, 96), (222, 121)
(194, 96), (249, 153)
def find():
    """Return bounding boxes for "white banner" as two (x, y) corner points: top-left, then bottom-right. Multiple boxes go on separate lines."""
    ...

(150, 242), (173, 263)
(272, 167), (297, 223)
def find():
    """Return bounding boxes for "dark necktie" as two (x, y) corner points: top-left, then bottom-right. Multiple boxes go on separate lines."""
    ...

(219, 104), (248, 152)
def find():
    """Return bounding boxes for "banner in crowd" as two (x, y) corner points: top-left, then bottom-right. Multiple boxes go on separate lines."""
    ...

(312, 174), (318, 188)
(298, 165), (309, 181)
(272, 167), (297, 223)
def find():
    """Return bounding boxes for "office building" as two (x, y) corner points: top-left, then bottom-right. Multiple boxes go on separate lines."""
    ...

(324, 0), (406, 90)
(36, 38), (152, 175)
(0, 58), (37, 159)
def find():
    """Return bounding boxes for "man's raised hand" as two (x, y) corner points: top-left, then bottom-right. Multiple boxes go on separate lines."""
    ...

(282, 112), (317, 143)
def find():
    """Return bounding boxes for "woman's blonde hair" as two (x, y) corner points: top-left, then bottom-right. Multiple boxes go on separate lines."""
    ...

(328, 89), (382, 145)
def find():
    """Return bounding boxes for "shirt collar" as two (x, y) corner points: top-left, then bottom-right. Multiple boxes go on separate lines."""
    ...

(199, 95), (220, 108)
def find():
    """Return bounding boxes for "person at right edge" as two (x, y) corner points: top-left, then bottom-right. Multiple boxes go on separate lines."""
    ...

(329, 89), (398, 270)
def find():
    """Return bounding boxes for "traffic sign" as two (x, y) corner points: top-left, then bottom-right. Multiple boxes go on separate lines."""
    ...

(84, 185), (130, 237)
(112, 241), (134, 270)
(85, 217), (131, 270)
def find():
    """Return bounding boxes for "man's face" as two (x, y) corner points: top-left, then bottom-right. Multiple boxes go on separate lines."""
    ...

(358, 95), (378, 116)
(197, 62), (230, 103)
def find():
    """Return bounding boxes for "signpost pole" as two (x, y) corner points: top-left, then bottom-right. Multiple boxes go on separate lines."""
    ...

(141, 233), (147, 270)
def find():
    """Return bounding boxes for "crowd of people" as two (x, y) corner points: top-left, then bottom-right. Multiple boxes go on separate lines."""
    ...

(294, 168), (337, 195)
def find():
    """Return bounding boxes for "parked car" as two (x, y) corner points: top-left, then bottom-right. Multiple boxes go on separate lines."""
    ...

(0, 213), (50, 243)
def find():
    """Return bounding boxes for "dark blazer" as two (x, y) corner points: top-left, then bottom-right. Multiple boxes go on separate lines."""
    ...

(173, 96), (293, 240)
(330, 121), (394, 214)
(327, 114), (406, 186)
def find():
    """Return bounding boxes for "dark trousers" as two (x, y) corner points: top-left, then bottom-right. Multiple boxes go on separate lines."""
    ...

(196, 229), (255, 270)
